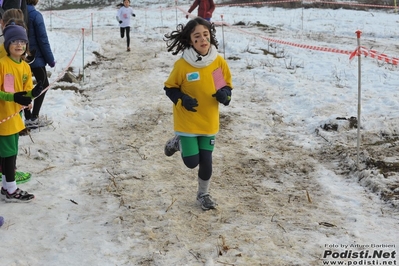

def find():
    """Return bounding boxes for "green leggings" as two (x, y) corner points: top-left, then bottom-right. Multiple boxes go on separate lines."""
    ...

(180, 136), (215, 181)
(0, 134), (19, 157)
(180, 136), (215, 157)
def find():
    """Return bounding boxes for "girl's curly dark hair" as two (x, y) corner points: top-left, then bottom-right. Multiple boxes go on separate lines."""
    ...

(164, 17), (219, 55)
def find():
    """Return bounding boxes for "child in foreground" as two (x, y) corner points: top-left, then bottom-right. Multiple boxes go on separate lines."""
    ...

(0, 9), (33, 182)
(163, 17), (233, 210)
(0, 24), (43, 202)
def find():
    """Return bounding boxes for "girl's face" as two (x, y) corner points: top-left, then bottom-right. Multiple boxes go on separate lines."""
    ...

(9, 40), (27, 60)
(190, 24), (210, 56)
(123, 0), (130, 7)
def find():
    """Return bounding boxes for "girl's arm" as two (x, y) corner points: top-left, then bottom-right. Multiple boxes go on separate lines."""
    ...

(209, 0), (216, 14)
(0, 91), (32, 106)
(164, 87), (184, 105)
(222, 60), (233, 88)
(33, 12), (55, 66)
(0, 91), (14, 102)
(116, 9), (122, 22)
(187, 0), (200, 14)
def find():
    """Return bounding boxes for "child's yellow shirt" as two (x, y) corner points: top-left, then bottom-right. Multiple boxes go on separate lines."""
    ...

(0, 56), (33, 136)
(165, 54), (232, 135)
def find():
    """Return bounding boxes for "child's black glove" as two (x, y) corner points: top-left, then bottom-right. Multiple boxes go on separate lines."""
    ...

(31, 81), (43, 97)
(26, 49), (36, 64)
(181, 94), (198, 112)
(119, 20), (122, 24)
(13, 92), (32, 106)
(212, 86), (232, 106)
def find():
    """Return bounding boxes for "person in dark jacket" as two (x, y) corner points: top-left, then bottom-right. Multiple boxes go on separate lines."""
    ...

(0, 0), (28, 27)
(24, 0), (55, 129)
(186, 0), (215, 21)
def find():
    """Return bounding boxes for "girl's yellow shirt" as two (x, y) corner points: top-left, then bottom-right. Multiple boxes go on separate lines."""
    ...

(0, 56), (33, 136)
(165, 54), (232, 135)
(0, 43), (6, 59)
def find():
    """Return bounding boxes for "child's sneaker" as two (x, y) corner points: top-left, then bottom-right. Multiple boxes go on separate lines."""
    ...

(25, 49), (36, 64)
(19, 127), (30, 136)
(1, 187), (7, 200)
(197, 193), (217, 210)
(164, 135), (180, 156)
(25, 117), (53, 129)
(25, 118), (40, 129)
(0, 172), (31, 184)
(15, 171), (32, 184)
(5, 188), (34, 203)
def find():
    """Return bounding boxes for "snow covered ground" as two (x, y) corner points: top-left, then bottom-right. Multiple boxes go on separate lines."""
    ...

(0, 1), (398, 265)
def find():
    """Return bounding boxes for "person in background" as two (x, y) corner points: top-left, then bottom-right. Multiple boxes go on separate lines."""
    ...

(0, 0), (29, 28)
(0, 9), (35, 63)
(0, 24), (43, 202)
(116, 0), (136, 52)
(24, 0), (55, 130)
(186, 0), (215, 22)
(163, 17), (233, 210)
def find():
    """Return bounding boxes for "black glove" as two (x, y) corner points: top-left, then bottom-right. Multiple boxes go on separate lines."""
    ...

(13, 92), (32, 106)
(26, 49), (36, 64)
(31, 81), (43, 97)
(119, 20), (122, 24)
(132, 14), (136, 17)
(181, 94), (198, 112)
(212, 86), (232, 106)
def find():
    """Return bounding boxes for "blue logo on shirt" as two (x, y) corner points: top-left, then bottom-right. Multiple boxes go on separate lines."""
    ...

(187, 72), (200, 82)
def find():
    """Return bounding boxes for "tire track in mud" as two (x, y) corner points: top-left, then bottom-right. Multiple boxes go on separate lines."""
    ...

(109, 108), (332, 265)
(261, 21), (399, 208)
(316, 121), (399, 208)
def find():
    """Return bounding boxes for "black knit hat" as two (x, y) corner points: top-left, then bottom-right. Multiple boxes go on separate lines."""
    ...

(3, 24), (28, 54)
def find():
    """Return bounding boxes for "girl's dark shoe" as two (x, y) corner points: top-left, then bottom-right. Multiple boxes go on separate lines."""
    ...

(5, 188), (34, 203)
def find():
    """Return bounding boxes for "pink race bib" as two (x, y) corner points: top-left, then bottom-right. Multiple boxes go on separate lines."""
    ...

(212, 68), (227, 91)
(4, 74), (15, 93)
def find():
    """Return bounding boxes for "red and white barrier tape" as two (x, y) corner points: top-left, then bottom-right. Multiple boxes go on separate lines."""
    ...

(350, 46), (399, 65)
(237, 26), (399, 64)
(176, 5), (399, 65)
(215, 0), (397, 9)
(303, 0), (396, 9)
(233, 26), (353, 55)
(215, 0), (301, 7)
(48, 10), (91, 21)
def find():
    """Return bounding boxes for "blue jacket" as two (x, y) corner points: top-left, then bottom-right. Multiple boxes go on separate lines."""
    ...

(27, 4), (54, 68)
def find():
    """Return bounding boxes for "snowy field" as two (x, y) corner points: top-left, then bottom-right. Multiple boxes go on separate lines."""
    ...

(0, 1), (398, 265)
